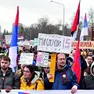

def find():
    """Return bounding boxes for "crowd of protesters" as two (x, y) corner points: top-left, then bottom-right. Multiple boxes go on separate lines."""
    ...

(0, 46), (94, 93)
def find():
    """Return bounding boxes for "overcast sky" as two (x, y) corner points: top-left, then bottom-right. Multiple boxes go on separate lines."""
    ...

(0, 0), (94, 32)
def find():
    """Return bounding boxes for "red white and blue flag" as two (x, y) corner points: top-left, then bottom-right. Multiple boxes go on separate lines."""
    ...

(80, 13), (88, 41)
(18, 92), (30, 94)
(71, 1), (80, 40)
(9, 6), (19, 72)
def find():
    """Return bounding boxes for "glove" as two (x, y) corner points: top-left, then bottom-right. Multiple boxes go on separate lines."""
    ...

(5, 86), (12, 93)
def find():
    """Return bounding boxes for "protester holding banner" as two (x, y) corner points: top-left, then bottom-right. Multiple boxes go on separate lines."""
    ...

(50, 53), (78, 93)
(20, 65), (44, 90)
(0, 56), (20, 92)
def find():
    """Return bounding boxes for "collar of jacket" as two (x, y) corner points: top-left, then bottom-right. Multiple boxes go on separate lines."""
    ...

(0, 67), (12, 76)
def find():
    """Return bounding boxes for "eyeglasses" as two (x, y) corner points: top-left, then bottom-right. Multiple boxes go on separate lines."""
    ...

(58, 58), (66, 60)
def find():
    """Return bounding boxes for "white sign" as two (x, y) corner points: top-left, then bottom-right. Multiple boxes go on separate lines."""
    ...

(0, 90), (94, 94)
(29, 40), (34, 46)
(5, 35), (12, 45)
(37, 33), (72, 54)
(36, 52), (49, 67)
(19, 53), (34, 65)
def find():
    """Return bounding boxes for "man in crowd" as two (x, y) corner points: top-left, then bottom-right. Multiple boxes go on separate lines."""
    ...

(0, 56), (20, 92)
(85, 55), (93, 67)
(51, 53), (78, 93)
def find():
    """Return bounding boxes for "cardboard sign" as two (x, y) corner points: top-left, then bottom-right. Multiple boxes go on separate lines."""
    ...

(37, 33), (72, 54)
(36, 52), (49, 67)
(19, 53), (34, 65)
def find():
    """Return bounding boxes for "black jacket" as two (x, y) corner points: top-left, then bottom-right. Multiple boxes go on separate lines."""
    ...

(0, 67), (20, 89)
(81, 75), (94, 89)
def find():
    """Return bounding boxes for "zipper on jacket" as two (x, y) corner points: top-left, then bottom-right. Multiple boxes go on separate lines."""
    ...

(2, 76), (5, 89)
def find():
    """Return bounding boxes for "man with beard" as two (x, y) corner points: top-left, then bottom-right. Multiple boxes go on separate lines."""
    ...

(0, 56), (20, 92)
(52, 53), (78, 93)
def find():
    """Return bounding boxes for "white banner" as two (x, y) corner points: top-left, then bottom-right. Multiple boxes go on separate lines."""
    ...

(19, 53), (34, 65)
(37, 33), (72, 54)
(0, 90), (94, 94)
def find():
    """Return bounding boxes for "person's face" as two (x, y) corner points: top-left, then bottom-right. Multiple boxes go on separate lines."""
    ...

(23, 67), (33, 79)
(88, 52), (93, 56)
(43, 67), (49, 74)
(21, 64), (26, 70)
(57, 53), (66, 69)
(72, 50), (76, 58)
(70, 61), (73, 67)
(87, 56), (93, 65)
(1, 59), (10, 70)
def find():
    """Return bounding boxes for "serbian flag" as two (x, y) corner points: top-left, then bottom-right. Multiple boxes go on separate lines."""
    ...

(9, 6), (19, 72)
(80, 13), (88, 41)
(18, 92), (30, 94)
(72, 40), (81, 83)
(71, 1), (80, 40)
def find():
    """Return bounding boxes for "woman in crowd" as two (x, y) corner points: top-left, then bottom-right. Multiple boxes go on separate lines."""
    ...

(20, 65), (44, 90)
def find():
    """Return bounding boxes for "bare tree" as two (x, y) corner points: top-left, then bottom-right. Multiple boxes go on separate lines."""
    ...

(88, 8), (94, 40)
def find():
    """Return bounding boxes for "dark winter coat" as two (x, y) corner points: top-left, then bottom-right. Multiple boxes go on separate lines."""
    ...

(0, 67), (20, 89)
(81, 62), (94, 89)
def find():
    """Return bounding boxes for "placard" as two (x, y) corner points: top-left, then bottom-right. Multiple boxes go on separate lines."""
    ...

(34, 38), (38, 46)
(36, 52), (49, 67)
(19, 53), (34, 65)
(5, 35), (12, 45)
(72, 41), (94, 49)
(37, 33), (72, 54)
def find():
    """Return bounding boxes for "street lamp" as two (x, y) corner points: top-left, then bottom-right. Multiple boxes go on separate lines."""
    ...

(51, 0), (65, 35)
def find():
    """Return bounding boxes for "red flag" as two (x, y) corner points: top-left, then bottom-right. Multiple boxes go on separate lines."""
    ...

(71, 1), (80, 40)
(72, 40), (81, 83)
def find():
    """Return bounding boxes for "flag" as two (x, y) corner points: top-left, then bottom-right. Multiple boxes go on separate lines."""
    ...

(72, 40), (81, 83)
(9, 6), (19, 72)
(71, 1), (80, 40)
(80, 13), (88, 41)
(18, 92), (30, 94)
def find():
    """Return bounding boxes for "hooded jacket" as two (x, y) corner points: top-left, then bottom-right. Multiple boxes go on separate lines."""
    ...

(81, 62), (94, 89)
(20, 72), (44, 90)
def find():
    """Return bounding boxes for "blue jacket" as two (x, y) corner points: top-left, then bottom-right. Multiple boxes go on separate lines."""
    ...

(52, 66), (78, 90)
